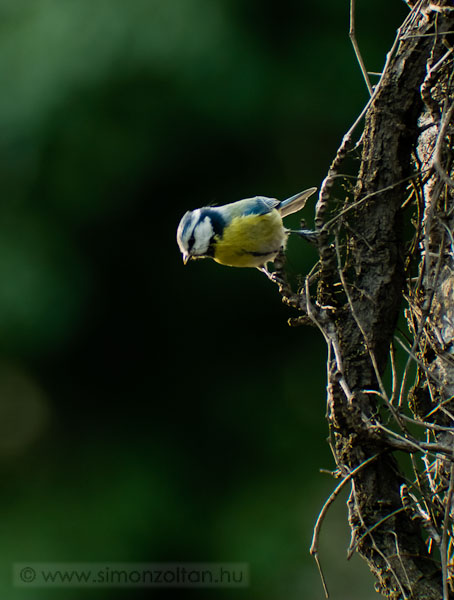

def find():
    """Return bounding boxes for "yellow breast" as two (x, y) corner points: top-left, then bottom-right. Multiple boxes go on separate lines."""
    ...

(213, 210), (286, 268)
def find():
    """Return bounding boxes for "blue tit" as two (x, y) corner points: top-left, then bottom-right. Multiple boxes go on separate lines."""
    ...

(176, 187), (317, 272)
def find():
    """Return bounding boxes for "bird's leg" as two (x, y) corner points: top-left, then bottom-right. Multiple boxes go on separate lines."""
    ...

(257, 265), (284, 283)
(258, 251), (287, 288)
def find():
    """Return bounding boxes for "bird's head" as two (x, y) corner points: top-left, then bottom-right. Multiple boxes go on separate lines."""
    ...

(177, 208), (223, 264)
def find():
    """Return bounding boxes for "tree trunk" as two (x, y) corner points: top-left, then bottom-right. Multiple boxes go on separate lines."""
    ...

(278, 2), (454, 598)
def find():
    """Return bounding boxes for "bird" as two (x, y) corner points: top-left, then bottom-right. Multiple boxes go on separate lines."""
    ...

(176, 187), (317, 275)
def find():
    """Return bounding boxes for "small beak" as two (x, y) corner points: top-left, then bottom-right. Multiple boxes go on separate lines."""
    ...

(182, 253), (191, 265)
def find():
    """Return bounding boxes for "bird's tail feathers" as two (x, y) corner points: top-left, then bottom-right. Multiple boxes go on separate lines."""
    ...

(279, 187), (317, 218)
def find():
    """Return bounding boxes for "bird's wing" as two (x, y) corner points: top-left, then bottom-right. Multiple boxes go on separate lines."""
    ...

(220, 197), (280, 221)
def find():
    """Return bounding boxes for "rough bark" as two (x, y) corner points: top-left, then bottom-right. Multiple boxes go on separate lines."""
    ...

(320, 3), (454, 598)
(276, 2), (454, 598)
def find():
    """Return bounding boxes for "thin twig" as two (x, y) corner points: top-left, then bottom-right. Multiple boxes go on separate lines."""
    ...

(394, 335), (443, 387)
(349, 482), (410, 599)
(390, 530), (413, 594)
(399, 413), (454, 432)
(390, 342), (399, 405)
(321, 172), (427, 234)
(441, 461), (454, 600)
(349, 0), (373, 96)
(370, 419), (454, 457)
(310, 454), (380, 598)
(433, 101), (454, 188)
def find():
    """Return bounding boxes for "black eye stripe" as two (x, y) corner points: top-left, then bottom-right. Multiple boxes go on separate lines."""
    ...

(188, 233), (195, 251)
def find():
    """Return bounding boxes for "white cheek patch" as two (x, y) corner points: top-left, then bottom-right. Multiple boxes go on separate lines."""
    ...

(177, 209), (200, 252)
(193, 216), (214, 255)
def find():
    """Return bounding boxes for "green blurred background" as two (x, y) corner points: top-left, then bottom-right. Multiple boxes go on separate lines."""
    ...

(0, 1), (408, 598)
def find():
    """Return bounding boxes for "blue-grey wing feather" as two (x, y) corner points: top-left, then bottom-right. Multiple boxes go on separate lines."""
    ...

(220, 197), (279, 220)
